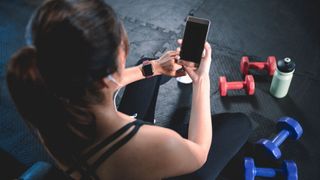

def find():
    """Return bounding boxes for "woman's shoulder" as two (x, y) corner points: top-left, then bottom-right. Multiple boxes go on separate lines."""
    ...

(137, 122), (183, 144)
(93, 122), (182, 179)
(97, 121), (203, 178)
(131, 123), (187, 163)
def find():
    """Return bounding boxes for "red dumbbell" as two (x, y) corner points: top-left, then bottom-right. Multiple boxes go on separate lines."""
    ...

(240, 56), (276, 76)
(219, 75), (255, 96)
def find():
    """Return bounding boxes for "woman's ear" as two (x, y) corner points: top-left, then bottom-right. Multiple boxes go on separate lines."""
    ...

(101, 77), (111, 89)
(102, 74), (122, 89)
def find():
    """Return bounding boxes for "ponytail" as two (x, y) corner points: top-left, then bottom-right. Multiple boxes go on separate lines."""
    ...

(6, 46), (44, 126)
(6, 47), (94, 166)
(7, 46), (38, 81)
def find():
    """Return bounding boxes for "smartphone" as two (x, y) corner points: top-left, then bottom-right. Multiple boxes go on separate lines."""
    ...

(180, 16), (211, 64)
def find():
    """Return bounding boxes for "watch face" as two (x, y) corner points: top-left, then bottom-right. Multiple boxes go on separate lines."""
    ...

(143, 64), (153, 76)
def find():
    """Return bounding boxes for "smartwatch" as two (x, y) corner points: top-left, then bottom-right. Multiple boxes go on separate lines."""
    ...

(142, 60), (154, 78)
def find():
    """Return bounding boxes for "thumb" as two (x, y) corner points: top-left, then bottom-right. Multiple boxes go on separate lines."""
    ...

(199, 42), (212, 73)
(203, 42), (212, 60)
(183, 66), (196, 79)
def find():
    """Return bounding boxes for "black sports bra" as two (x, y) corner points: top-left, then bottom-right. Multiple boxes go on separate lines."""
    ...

(66, 120), (150, 180)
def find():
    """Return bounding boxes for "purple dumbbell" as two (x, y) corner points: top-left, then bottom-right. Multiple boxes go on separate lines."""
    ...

(256, 117), (303, 159)
(244, 157), (298, 180)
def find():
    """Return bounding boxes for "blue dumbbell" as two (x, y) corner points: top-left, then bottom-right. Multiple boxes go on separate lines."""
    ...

(256, 117), (303, 159)
(244, 157), (298, 180)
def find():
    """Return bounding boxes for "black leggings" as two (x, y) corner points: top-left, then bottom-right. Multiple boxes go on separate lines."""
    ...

(118, 59), (252, 180)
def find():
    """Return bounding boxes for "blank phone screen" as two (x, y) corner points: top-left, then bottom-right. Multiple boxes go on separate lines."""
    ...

(180, 20), (209, 64)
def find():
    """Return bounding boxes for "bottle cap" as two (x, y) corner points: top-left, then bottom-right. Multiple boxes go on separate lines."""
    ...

(277, 57), (295, 73)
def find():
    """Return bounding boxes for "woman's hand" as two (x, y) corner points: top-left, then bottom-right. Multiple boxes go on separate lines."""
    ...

(153, 51), (186, 77)
(176, 39), (212, 84)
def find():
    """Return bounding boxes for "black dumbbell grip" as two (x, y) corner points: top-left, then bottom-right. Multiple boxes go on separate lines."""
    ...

(272, 130), (290, 147)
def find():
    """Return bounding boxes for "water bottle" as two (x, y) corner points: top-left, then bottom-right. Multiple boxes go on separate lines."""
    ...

(269, 57), (295, 98)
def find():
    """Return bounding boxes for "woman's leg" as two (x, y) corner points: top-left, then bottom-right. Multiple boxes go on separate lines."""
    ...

(171, 112), (252, 180)
(118, 58), (164, 123)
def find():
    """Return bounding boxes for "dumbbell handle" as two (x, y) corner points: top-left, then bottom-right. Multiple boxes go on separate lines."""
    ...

(255, 167), (279, 177)
(248, 62), (268, 70)
(226, 82), (245, 90)
(272, 130), (290, 147)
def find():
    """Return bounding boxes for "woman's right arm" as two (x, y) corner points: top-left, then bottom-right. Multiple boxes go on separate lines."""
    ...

(144, 42), (213, 178)
(184, 42), (212, 162)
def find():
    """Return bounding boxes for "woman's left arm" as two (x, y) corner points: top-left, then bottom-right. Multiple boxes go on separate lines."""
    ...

(119, 51), (185, 86)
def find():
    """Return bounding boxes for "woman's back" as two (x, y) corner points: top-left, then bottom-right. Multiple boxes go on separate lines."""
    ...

(66, 119), (199, 179)
(66, 119), (155, 179)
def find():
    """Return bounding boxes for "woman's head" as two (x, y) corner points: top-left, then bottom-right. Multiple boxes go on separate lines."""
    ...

(29, 0), (128, 99)
(6, 0), (128, 165)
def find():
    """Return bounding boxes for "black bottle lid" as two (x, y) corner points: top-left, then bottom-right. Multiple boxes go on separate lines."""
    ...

(277, 57), (295, 73)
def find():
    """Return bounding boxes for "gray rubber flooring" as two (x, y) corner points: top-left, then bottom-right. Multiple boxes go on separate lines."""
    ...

(1, 0), (320, 179)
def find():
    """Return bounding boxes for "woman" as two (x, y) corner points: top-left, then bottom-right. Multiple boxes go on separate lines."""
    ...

(6, 0), (252, 179)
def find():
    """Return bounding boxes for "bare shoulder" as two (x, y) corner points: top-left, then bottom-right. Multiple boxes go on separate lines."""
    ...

(131, 124), (203, 178)
(140, 123), (182, 137)
(97, 123), (205, 179)
(136, 124), (185, 150)
(95, 124), (186, 179)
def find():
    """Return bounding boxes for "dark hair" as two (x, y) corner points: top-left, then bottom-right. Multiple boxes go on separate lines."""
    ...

(6, 0), (128, 166)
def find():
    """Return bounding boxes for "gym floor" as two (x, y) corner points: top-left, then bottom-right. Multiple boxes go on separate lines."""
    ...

(1, 0), (320, 179)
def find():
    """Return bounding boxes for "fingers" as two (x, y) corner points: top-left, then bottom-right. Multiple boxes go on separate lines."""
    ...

(175, 69), (186, 77)
(164, 51), (179, 57)
(174, 55), (180, 62)
(202, 49), (206, 58)
(159, 51), (179, 63)
(183, 66), (196, 79)
(177, 39), (182, 45)
(159, 58), (186, 77)
(161, 59), (181, 71)
(177, 60), (197, 68)
(198, 42), (212, 73)
(173, 63), (182, 71)
(203, 42), (212, 60)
